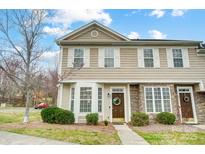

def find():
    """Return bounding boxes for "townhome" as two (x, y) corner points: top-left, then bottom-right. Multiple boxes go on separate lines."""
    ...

(56, 21), (205, 124)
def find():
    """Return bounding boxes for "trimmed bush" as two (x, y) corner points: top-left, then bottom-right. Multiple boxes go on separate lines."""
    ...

(41, 107), (59, 123)
(41, 107), (75, 124)
(104, 120), (109, 126)
(131, 112), (149, 126)
(86, 113), (99, 125)
(55, 109), (75, 124)
(156, 112), (176, 125)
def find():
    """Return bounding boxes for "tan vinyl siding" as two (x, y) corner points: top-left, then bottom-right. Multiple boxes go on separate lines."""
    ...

(120, 48), (137, 68)
(61, 47), (205, 86)
(159, 48), (168, 67)
(62, 48), (68, 68)
(61, 84), (70, 109)
(66, 26), (124, 41)
(90, 48), (98, 67)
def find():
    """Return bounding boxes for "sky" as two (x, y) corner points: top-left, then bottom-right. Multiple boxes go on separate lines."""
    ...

(4, 9), (205, 69)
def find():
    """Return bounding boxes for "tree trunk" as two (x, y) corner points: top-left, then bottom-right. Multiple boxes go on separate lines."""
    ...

(23, 89), (30, 123)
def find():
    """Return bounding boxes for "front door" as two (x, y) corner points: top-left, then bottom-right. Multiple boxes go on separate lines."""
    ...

(180, 93), (194, 119)
(177, 87), (197, 123)
(112, 93), (124, 118)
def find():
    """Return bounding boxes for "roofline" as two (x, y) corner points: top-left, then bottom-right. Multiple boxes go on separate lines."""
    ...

(56, 20), (130, 42)
(57, 40), (201, 46)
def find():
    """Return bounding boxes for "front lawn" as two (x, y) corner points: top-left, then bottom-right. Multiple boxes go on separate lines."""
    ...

(7, 127), (120, 145)
(0, 112), (41, 124)
(132, 124), (205, 145)
(0, 108), (121, 145)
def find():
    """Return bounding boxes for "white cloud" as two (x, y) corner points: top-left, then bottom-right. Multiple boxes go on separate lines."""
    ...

(43, 26), (71, 37)
(41, 51), (59, 60)
(148, 30), (167, 39)
(127, 32), (140, 39)
(149, 9), (165, 18)
(48, 9), (112, 27)
(171, 9), (186, 17)
(45, 9), (112, 37)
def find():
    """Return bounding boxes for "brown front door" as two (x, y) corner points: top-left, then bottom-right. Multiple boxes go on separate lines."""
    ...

(179, 93), (194, 119)
(112, 93), (124, 118)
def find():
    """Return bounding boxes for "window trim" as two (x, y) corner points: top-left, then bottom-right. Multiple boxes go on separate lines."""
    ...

(143, 48), (154, 68)
(144, 86), (172, 113)
(69, 87), (75, 112)
(73, 48), (85, 68)
(172, 48), (184, 68)
(79, 87), (92, 113)
(104, 48), (115, 68)
(97, 87), (103, 113)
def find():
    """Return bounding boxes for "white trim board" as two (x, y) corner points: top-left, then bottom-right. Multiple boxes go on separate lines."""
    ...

(60, 79), (203, 84)
(176, 86), (198, 124)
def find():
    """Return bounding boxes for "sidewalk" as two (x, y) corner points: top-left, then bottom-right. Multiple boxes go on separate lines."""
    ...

(114, 124), (149, 145)
(0, 131), (76, 145)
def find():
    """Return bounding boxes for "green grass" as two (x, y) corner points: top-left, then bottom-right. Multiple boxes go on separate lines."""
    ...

(136, 130), (205, 145)
(8, 128), (121, 145)
(0, 112), (41, 124)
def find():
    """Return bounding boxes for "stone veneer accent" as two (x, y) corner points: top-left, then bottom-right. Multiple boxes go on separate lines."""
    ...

(130, 83), (180, 123)
(130, 85), (139, 114)
(194, 91), (205, 124)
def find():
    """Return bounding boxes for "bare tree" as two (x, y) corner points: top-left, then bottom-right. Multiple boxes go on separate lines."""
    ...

(0, 10), (48, 123)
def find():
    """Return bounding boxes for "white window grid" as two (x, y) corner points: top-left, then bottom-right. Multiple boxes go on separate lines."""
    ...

(98, 87), (102, 112)
(70, 88), (75, 112)
(172, 49), (183, 68)
(104, 48), (114, 68)
(144, 49), (154, 68)
(74, 48), (84, 68)
(144, 87), (172, 113)
(80, 87), (92, 113)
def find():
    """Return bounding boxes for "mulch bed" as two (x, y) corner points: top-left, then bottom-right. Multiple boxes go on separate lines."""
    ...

(0, 121), (116, 134)
(130, 123), (205, 133)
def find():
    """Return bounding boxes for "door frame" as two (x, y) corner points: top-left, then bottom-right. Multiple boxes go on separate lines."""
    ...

(177, 86), (198, 124)
(109, 87), (126, 123)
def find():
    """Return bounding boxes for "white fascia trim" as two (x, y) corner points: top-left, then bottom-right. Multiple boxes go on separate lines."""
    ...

(60, 79), (202, 84)
(57, 21), (130, 41)
(61, 45), (198, 49)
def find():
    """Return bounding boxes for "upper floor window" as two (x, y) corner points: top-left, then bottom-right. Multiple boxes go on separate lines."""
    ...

(172, 49), (183, 68)
(104, 48), (114, 68)
(144, 49), (154, 67)
(74, 48), (84, 68)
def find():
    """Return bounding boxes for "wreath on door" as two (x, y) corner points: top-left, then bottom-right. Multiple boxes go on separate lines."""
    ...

(184, 96), (190, 103)
(112, 97), (121, 105)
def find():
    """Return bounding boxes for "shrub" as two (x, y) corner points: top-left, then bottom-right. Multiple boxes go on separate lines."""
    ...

(131, 112), (149, 126)
(55, 109), (75, 124)
(156, 112), (176, 125)
(104, 120), (109, 126)
(86, 113), (99, 125)
(41, 107), (75, 124)
(41, 107), (59, 123)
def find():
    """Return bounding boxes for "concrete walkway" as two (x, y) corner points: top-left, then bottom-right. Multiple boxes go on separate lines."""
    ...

(193, 125), (205, 130)
(0, 131), (76, 145)
(114, 124), (149, 145)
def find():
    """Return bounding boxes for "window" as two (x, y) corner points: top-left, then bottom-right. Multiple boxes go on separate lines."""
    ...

(98, 88), (102, 112)
(144, 49), (154, 67)
(172, 49), (183, 67)
(70, 88), (75, 112)
(80, 87), (92, 112)
(104, 48), (114, 68)
(74, 48), (84, 68)
(145, 87), (171, 113)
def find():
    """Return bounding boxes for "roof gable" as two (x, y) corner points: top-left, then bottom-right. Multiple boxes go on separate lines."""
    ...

(57, 21), (130, 42)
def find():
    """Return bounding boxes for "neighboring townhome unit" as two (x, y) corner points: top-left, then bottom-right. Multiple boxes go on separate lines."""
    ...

(56, 21), (205, 124)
